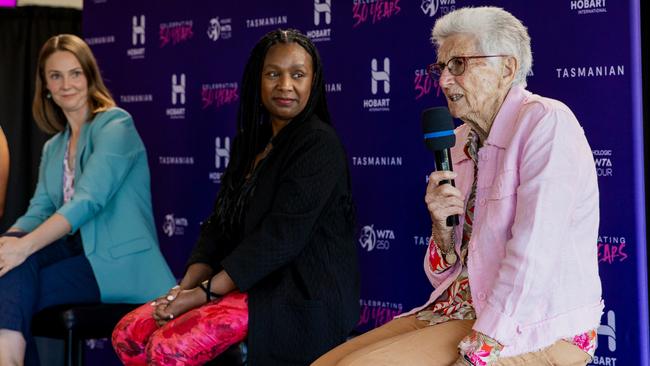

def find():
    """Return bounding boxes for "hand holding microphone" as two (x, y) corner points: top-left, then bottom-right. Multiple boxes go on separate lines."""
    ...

(424, 170), (464, 254)
(421, 107), (463, 228)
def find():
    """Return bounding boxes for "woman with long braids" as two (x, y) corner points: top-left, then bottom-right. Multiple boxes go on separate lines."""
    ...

(112, 28), (359, 365)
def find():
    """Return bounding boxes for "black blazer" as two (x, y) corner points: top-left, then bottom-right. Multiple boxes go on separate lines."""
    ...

(189, 115), (360, 365)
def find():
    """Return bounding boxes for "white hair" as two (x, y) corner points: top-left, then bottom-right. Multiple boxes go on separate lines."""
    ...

(431, 6), (532, 87)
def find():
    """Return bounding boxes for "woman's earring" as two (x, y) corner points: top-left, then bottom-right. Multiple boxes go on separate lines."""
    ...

(46, 93), (52, 99)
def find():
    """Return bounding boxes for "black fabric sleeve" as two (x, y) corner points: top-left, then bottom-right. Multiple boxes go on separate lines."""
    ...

(221, 129), (345, 291)
(185, 213), (222, 271)
(185, 136), (244, 272)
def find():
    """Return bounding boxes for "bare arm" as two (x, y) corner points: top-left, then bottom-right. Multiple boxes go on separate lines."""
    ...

(152, 266), (236, 327)
(0, 213), (71, 277)
(178, 263), (213, 289)
(208, 269), (236, 296)
(19, 213), (71, 254)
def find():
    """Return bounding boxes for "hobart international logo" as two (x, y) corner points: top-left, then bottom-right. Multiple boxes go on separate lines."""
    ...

(307, 0), (332, 42)
(598, 309), (616, 352)
(590, 309), (617, 366)
(363, 57), (390, 112)
(132, 15), (145, 45)
(215, 137), (230, 169)
(127, 15), (146, 59)
(166, 73), (186, 119)
(314, 0), (331, 25)
(570, 0), (607, 15)
(172, 74), (186, 105)
(371, 57), (390, 94)
(209, 136), (231, 184)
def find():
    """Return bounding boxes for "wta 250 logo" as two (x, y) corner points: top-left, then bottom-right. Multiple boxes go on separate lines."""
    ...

(207, 17), (232, 41)
(593, 149), (614, 177)
(359, 225), (393, 251)
(162, 213), (189, 237)
(420, 0), (456, 17)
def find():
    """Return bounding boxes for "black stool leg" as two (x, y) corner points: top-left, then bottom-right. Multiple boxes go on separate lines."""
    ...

(64, 328), (73, 366)
(64, 328), (84, 366)
(74, 338), (84, 366)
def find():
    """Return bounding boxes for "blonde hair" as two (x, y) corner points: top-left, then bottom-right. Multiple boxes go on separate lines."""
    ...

(33, 34), (115, 134)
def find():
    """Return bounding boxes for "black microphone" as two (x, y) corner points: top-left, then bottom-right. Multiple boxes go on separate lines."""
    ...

(421, 107), (459, 227)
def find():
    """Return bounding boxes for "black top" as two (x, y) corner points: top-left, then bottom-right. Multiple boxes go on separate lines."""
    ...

(188, 115), (359, 365)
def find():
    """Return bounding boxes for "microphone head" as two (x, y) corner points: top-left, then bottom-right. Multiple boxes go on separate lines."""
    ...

(421, 107), (455, 151)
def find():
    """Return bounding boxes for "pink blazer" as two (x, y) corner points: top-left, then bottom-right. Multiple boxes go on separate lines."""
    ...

(404, 86), (603, 356)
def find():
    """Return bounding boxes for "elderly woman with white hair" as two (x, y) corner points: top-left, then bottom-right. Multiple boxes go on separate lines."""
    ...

(313, 6), (602, 366)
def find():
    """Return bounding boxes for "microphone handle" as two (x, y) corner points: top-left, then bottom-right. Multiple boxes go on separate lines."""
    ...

(434, 149), (460, 227)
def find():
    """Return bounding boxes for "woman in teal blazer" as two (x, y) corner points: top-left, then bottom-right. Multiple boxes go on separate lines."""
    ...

(0, 34), (175, 364)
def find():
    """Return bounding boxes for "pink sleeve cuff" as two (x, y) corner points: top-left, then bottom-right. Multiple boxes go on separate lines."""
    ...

(472, 303), (520, 346)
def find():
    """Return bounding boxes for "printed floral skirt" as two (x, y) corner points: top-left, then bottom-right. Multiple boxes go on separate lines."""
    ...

(112, 291), (248, 365)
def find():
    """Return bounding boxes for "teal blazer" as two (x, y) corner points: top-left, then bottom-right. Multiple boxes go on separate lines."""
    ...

(14, 108), (175, 303)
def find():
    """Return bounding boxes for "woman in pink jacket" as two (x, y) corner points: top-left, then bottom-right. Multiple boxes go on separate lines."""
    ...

(314, 6), (603, 366)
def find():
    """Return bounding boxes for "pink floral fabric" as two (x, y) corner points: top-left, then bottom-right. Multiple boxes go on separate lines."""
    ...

(112, 291), (248, 365)
(566, 329), (597, 357)
(459, 328), (597, 365)
(427, 239), (452, 273)
(63, 138), (75, 203)
(417, 130), (479, 326)
(459, 330), (504, 365)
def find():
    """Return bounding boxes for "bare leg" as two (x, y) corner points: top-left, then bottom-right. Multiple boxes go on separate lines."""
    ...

(0, 329), (25, 366)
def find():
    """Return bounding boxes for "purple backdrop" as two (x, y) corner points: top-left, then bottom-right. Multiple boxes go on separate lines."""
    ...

(81, 1), (647, 365)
